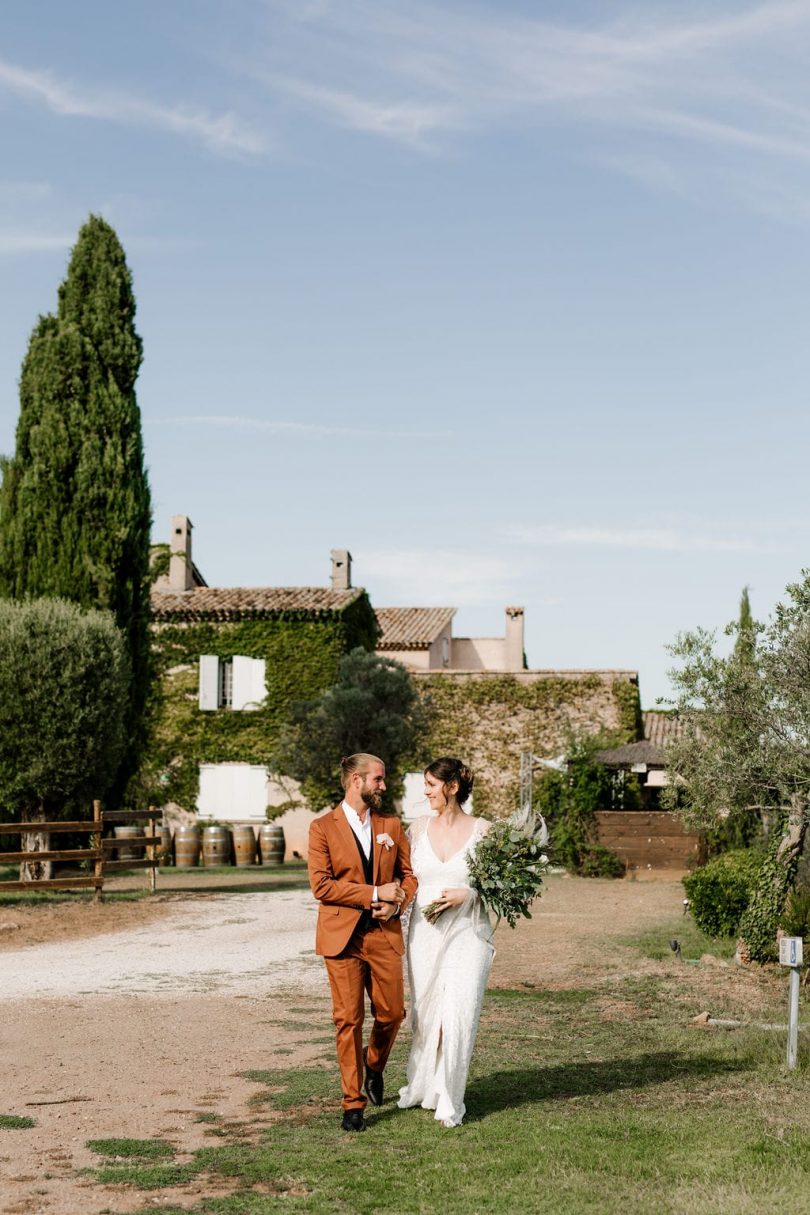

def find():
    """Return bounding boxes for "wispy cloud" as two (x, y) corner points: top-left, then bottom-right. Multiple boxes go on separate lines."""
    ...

(269, 75), (456, 147)
(508, 524), (762, 553)
(0, 180), (52, 202)
(252, 1), (810, 217)
(0, 56), (266, 156)
(148, 414), (450, 440)
(0, 230), (74, 255)
(359, 547), (519, 606)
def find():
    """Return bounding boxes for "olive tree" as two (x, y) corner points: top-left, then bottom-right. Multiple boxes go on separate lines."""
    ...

(665, 575), (810, 960)
(0, 599), (129, 877)
(273, 647), (431, 813)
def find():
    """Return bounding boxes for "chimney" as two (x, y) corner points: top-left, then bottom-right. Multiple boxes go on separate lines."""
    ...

(505, 607), (525, 671)
(169, 515), (194, 592)
(330, 549), (352, 591)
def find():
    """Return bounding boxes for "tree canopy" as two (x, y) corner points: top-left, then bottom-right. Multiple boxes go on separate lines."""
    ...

(665, 575), (810, 958)
(0, 598), (129, 820)
(0, 216), (151, 799)
(273, 647), (432, 812)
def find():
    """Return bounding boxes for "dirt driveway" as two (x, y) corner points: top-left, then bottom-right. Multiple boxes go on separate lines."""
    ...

(0, 874), (685, 1215)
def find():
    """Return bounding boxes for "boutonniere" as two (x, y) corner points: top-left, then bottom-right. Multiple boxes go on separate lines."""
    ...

(376, 832), (394, 851)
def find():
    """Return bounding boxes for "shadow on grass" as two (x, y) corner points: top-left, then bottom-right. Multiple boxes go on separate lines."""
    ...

(372, 1050), (748, 1126)
(463, 1051), (747, 1120)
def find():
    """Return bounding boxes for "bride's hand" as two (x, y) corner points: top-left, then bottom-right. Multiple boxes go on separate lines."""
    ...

(432, 887), (468, 914)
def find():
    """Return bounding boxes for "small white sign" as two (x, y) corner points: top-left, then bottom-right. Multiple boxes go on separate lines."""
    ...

(779, 937), (804, 967)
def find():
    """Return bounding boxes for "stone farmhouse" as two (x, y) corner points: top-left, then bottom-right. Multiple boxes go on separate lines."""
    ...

(150, 516), (642, 855)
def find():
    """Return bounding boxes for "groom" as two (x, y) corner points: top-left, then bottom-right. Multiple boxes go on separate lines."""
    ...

(308, 753), (417, 1131)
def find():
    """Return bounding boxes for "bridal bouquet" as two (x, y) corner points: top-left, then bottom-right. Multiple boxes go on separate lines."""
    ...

(466, 805), (549, 928)
(424, 806), (549, 929)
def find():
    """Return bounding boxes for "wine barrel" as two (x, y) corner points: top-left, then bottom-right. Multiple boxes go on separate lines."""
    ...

(232, 825), (256, 868)
(202, 824), (231, 867)
(174, 824), (201, 868)
(158, 826), (173, 867)
(114, 824), (144, 861)
(259, 823), (285, 866)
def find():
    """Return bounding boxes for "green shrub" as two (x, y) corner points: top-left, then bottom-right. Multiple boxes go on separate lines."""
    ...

(683, 849), (764, 938)
(535, 736), (627, 878)
(779, 887), (810, 942)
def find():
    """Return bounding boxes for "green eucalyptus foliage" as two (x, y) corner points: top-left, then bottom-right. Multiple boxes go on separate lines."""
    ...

(273, 647), (432, 812)
(534, 736), (630, 878)
(0, 216), (151, 803)
(466, 816), (548, 927)
(0, 598), (129, 818)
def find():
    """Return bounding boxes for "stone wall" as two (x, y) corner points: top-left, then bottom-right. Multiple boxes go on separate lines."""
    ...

(415, 669), (641, 819)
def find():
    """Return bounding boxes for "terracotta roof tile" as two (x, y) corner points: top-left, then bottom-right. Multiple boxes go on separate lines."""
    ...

(594, 739), (665, 767)
(151, 586), (363, 621)
(642, 710), (685, 749)
(375, 607), (455, 650)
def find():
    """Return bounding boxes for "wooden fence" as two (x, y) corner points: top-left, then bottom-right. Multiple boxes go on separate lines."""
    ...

(594, 810), (706, 874)
(0, 802), (161, 900)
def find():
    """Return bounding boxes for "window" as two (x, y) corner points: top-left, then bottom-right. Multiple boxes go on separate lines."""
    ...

(219, 659), (233, 708)
(199, 655), (266, 711)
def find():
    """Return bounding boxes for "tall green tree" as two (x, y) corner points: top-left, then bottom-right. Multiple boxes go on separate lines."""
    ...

(0, 598), (129, 875)
(665, 576), (810, 960)
(735, 585), (755, 664)
(273, 648), (432, 812)
(0, 216), (151, 799)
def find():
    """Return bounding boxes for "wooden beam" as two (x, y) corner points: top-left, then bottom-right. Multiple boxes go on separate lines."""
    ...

(0, 821), (102, 834)
(101, 859), (159, 873)
(102, 809), (162, 823)
(0, 848), (100, 864)
(0, 877), (103, 891)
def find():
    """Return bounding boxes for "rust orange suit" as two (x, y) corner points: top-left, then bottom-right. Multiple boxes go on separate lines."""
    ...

(308, 807), (417, 1110)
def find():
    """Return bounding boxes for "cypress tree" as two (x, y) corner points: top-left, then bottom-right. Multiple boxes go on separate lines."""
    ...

(0, 215), (152, 801)
(735, 585), (755, 664)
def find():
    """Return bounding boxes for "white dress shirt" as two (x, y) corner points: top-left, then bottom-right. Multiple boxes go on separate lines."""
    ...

(342, 800), (376, 903)
(342, 800), (372, 858)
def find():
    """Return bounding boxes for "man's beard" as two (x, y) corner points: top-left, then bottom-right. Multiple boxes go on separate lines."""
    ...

(361, 787), (384, 812)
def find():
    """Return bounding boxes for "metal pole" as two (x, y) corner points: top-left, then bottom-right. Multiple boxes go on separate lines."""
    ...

(519, 751), (532, 816)
(787, 966), (801, 1070)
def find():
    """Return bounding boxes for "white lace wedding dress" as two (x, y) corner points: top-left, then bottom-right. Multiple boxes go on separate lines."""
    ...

(397, 815), (495, 1127)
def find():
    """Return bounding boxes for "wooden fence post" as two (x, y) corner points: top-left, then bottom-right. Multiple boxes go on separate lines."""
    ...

(94, 799), (104, 903)
(148, 805), (157, 894)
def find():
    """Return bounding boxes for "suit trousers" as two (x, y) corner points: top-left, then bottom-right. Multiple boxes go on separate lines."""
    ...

(324, 925), (405, 1110)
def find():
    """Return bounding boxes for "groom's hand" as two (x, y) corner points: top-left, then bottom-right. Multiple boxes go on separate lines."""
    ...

(377, 881), (404, 904)
(371, 900), (398, 921)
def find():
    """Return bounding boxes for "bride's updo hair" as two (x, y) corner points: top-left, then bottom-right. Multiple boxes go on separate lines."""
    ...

(425, 757), (474, 807)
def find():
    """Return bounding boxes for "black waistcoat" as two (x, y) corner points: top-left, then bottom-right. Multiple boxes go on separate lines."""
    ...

(350, 830), (375, 932)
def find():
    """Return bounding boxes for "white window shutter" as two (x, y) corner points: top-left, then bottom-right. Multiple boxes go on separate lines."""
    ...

(250, 658), (267, 709)
(232, 656), (266, 711)
(199, 655), (220, 710)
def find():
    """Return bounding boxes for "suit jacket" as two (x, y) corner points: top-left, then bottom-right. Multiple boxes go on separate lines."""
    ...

(308, 806), (418, 958)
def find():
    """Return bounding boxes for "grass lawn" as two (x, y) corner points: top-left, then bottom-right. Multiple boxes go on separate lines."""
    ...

(81, 940), (810, 1215)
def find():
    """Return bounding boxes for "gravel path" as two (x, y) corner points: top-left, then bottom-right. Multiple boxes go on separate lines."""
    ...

(0, 889), (323, 1000)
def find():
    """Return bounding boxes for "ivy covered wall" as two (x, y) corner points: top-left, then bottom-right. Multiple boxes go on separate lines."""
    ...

(145, 595), (378, 811)
(415, 670), (641, 819)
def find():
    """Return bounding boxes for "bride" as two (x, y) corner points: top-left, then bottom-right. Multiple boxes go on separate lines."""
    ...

(397, 757), (494, 1128)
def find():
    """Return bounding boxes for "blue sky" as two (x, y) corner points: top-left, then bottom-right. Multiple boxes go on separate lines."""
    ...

(2, 0), (810, 706)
